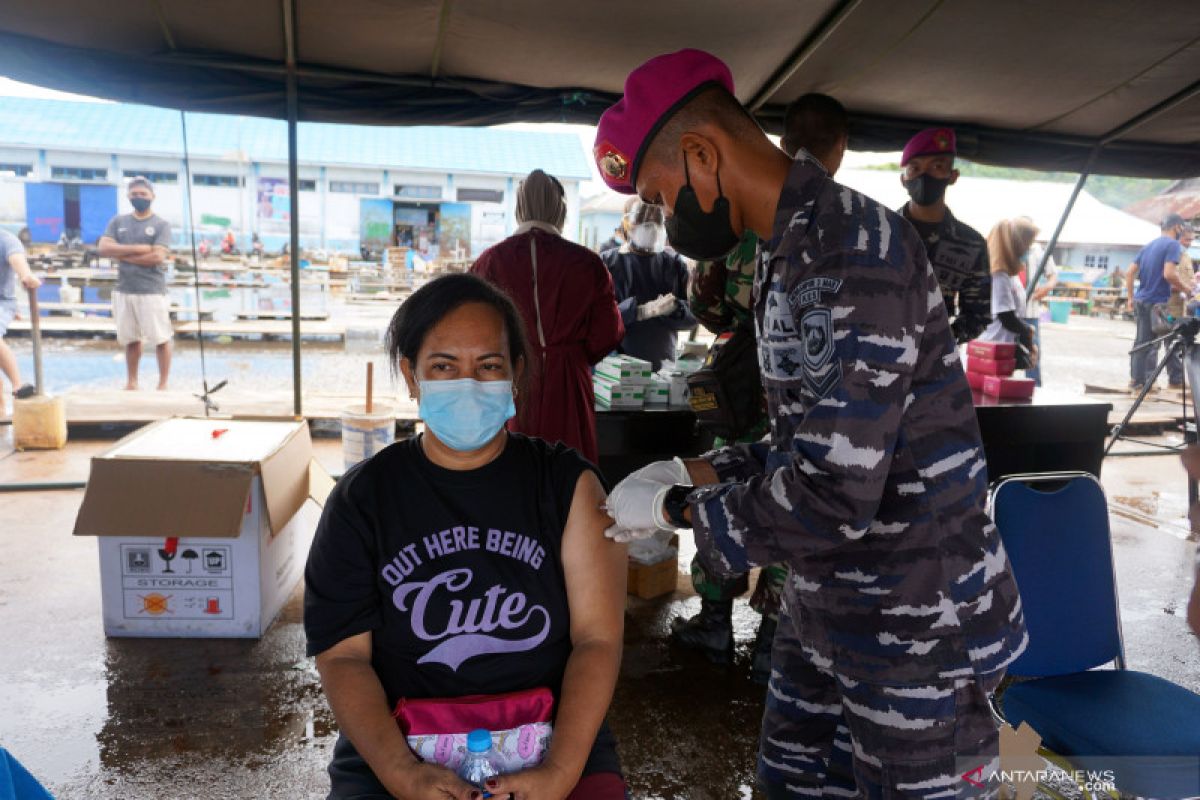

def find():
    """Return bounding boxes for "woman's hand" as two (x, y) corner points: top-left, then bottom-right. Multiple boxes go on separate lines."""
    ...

(386, 761), (480, 800)
(484, 759), (578, 800)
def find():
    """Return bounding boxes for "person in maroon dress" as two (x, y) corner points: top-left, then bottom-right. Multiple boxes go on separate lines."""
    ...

(471, 170), (624, 464)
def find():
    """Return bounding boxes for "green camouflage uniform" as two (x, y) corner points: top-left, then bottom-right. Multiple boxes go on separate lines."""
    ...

(688, 230), (787, 619)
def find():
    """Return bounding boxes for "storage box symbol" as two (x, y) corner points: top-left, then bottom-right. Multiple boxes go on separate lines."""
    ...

(204, 549), (226, 573)
(127, 549), (151, 573)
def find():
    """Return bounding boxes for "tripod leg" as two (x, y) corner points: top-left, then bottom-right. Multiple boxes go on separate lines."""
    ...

(1106, 339), (1183, 456)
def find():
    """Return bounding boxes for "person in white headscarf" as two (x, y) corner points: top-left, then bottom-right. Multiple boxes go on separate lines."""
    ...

(471, 170), (624, 463)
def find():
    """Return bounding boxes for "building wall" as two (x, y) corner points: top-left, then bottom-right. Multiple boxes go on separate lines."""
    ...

(581, 211), (624, 251)
(1053, 244), (1142, 275)
(0, 141), (583, 253)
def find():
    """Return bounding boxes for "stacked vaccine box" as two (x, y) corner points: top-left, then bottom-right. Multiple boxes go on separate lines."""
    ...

(594, 355), (652, 410)
(965, 341), (1035, 399)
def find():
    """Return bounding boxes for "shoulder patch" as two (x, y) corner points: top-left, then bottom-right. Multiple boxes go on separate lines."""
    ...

(800, 307), (842, 398)
(789, 276), (842, 309)
(801, 307), (833, 371)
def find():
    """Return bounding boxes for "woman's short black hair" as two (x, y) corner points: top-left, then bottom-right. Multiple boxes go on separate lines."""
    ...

(386, 273), (531, 390)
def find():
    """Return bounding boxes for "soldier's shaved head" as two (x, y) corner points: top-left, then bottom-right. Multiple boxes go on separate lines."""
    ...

(643, 87), (764, 174)
(782, 93), (849, 175)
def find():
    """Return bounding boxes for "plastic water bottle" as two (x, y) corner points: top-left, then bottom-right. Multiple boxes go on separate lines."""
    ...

(458, 728), (501, 796)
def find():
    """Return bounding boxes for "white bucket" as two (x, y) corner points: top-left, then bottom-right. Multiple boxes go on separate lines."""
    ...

(340, 403), (395, 469)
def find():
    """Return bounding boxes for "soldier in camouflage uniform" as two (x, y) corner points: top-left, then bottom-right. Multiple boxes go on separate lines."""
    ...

(677, 94), (850, 685)
(595, 49), (1027, 798)
(898, 128), (991, 345)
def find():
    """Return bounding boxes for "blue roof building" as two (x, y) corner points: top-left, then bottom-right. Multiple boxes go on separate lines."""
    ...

(0, 96), (592, 255)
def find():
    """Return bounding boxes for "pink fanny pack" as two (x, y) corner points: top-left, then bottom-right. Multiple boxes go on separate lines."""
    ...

(393, 687), (554, 772)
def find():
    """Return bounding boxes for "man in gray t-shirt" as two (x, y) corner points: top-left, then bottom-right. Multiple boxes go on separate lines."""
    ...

(98, 177), (174, 390)
(1, 228), (42, 409)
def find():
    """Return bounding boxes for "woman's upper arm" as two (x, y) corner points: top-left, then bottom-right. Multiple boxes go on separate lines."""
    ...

(315, 630), (373, 669)
(304, 481), (384, 657)
(560, 470), (626, 647)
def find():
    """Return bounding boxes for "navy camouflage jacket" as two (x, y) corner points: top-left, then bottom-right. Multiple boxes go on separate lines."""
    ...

(901, 204), (991, 345)
(688, 157), (1027, 684)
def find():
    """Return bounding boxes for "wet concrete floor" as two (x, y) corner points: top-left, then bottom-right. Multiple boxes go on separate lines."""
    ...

(0, 433), (1197, 799)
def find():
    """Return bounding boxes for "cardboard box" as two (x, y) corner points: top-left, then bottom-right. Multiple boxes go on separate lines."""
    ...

(74, 418), (334, 638)
(594, 376), (646, 409)
(967, 341), (1016, 360)
(965, 369), (987, 391)
(595, 355), (652, 386)
(645, 375), (670, 405)
(627, 535), (679, 600)
(967, 355), (1016, 376)
(982, 375), (1036, 399)
(667, 372), (690, 406)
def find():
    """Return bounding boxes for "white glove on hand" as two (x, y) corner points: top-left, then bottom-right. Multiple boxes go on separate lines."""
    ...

(636, 293), (678, 321)
(603, 476), (673, 541)
(627, 457), (692, 487)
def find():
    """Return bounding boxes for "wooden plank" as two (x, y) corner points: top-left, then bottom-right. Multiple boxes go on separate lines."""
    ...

(2, 388), (421, 426)
(172, 319), (345, 338)
(235, 310), (330, 321)
(7, 318), (120, 334)
(37, 302), (113, 313)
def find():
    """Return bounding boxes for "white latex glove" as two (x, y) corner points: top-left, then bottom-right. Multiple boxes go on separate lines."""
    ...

(636, 293), (678, 321)
(627, 457), (692, 487)
(603, 476), (673, 540)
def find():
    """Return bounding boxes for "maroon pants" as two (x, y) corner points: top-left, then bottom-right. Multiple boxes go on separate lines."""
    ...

(566, 772), (627, 800)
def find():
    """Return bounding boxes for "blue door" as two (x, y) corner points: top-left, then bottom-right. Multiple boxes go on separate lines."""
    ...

(80, 184), (118, 244)
(25, 183), (64, 242)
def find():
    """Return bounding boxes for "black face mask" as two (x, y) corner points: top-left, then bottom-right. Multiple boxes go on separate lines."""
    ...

(903, 174), (951, 207)
(664, 154), (741, 261)
(130, 197), (152, 213)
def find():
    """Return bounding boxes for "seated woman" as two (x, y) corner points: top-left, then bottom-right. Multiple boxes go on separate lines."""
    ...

(305, 273), (627, 800)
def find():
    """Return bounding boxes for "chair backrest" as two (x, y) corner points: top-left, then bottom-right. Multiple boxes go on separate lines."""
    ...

(988, 472), (1124, 677)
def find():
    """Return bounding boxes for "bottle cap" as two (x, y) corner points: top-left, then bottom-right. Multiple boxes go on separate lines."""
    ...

(466, 729), (492, 753)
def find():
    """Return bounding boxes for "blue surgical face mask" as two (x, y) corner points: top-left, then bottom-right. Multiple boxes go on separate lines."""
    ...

(418, 378), (515, 452)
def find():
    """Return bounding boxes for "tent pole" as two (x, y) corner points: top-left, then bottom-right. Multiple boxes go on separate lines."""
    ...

(1023, 73), (1200, 304)
(1025, 157), (1093, 304)
(283, 0), (302, 417)
(746, 0), (862, 112)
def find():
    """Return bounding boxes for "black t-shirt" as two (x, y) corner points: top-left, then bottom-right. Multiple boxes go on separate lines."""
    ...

(304, 433), (620, 790)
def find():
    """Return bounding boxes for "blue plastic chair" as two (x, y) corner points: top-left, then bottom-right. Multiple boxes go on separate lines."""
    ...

(0, 748), (53, 800)
(989, 472), (1200, 799)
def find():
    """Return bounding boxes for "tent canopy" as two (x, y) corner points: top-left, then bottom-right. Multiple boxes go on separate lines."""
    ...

(2, 0), (1198, 178)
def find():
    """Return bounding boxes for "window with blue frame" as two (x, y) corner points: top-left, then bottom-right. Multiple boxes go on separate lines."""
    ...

(0, 163), (33, 177)
(456, 188), (504, 203)
(123, 170), (178, 184)
(51, 166), (108, 181)
(330, 181), (379, 194)
(394, 184), (442, 199)
(193, 174), (242, 187)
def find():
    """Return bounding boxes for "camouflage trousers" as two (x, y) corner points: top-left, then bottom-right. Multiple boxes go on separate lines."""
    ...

(759, 606), (1003, 799)
(689, 555), (788, 619)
